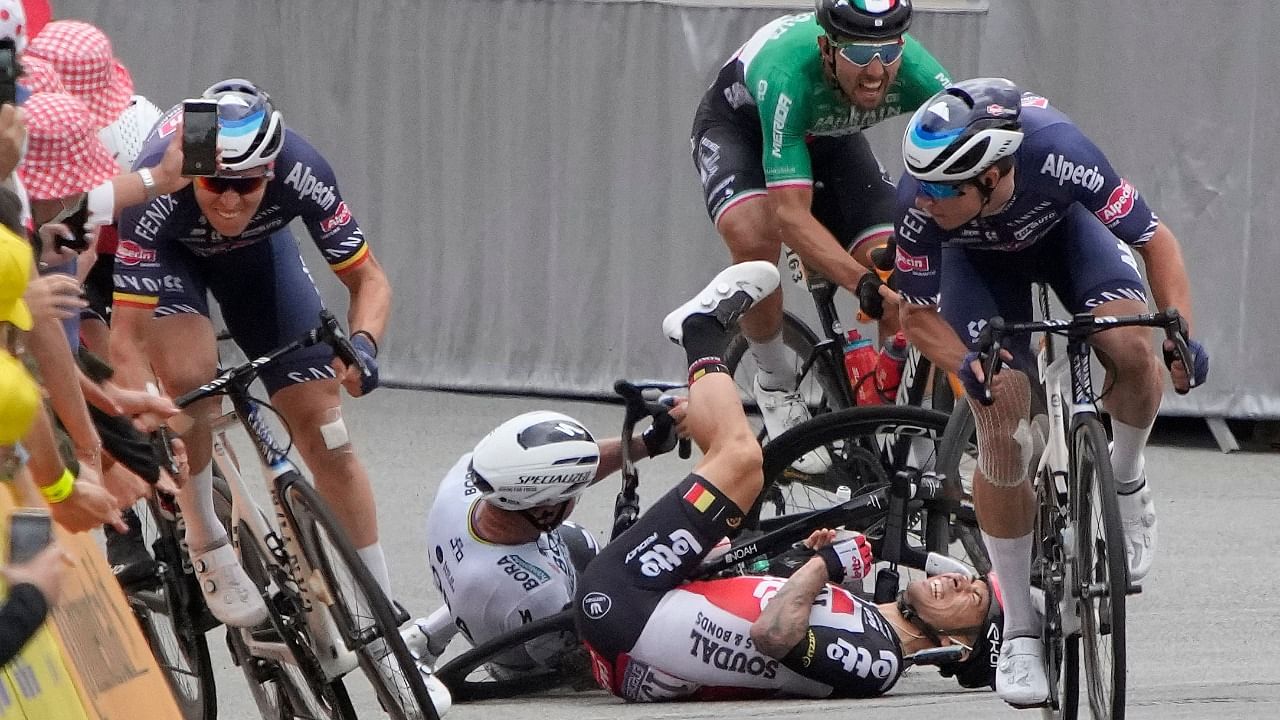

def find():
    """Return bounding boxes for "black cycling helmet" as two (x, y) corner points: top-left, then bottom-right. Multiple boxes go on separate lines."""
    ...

(937, 572), (1006, 689)
(815, 0), (913, 42)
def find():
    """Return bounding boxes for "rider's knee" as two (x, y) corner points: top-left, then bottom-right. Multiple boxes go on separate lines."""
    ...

(717, 429), (763, 482)
(296, 406), (354, 457)
(970, 369), (1040, 487)
(1097, 329), (1159, 378)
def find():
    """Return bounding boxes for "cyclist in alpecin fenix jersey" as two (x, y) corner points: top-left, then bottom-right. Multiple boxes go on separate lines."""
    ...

(691, 0), (950, 471)
(576, 261), (1009, 702)
(894, 78), (1210, 708)
(108, 79), (396, 630)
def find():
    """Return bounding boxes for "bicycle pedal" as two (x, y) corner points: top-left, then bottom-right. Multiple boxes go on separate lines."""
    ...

(1126, 581), (1143, 595)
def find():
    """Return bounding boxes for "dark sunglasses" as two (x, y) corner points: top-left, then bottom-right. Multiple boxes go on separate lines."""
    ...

(195, 175), (269, 195)
(835, 39), (905, 67)
(916, 179), (966, 200)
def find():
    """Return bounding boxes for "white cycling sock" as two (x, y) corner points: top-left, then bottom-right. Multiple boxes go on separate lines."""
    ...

(358, 542), (393, 597)
(982, 531), (1038, 639)
(177, 463), (225, 552)
(1111, 418), (1153, 491)
(749, 329), (794, 391)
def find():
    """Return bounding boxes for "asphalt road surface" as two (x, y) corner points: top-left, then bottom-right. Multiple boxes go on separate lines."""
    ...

(200, 388), (1278, 720)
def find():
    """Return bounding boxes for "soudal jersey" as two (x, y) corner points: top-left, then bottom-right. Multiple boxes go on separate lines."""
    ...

(426, 454), (579, 676)
(615, 575), (902, 700)
(113, 105), (369, 308)
(894, 92), (1160, 305)
(707, 12), (950, 187)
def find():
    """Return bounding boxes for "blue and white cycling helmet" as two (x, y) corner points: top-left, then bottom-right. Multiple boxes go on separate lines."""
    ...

(903, 77), (1024, 183)
(201, 78), (284, 174)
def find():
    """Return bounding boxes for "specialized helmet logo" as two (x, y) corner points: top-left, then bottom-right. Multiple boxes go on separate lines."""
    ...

(928, 101), (950, 122)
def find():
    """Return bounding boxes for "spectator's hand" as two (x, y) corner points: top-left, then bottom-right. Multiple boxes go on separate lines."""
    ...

(1164, 337), (1209, 394)
(1, 543), (71, 605)
(101, 461), (149, 510)
(98, 381), (179, 432)
(0, 104), (25, 178)
(23, 274), (87, 322)
(35, 224), (85, 267)
(331, 333), (379, 397)
(155, 435), (187, 494)
(153, 122), (192, 193)
(49, 465), (127, 534)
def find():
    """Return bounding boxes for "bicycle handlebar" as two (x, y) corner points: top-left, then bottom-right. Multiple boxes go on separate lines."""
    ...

(974, 307), (1193, 403)
(613, 379), (691, 460)
(174, 310), (366, 409)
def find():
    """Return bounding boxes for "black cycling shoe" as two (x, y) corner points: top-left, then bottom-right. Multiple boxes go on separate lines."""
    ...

(106, 508), (159, 589)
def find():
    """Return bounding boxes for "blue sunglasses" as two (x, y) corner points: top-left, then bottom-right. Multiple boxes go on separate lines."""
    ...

(835, 39), (905, 67)
(916, 179), (966, 200)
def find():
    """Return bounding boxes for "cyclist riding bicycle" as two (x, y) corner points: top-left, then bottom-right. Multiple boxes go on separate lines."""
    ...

(108, 79), (396, 628)
(893, 78), (1210, 706)
(576, 261), (1012, 701)
(401, 408), (681, 677)
(690, 0), (950, 469)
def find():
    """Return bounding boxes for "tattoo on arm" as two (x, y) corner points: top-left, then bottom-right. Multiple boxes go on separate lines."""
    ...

(751, 557), (830, 658)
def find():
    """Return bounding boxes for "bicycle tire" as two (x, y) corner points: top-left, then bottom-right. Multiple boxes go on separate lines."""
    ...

(1071, 417), (1126, 719)
(725, 310), (848, 416)
(283, 478), (441, 720)
(435, 609), (590, 702)
(933, 401), (991, 575)
(754, 405), (987, 573)
(128, 502), (217, 720)
(233, 517), (357, 720)
(1033, 460), (1079, 720)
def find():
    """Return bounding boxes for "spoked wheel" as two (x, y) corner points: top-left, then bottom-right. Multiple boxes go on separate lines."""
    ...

(1071, 418), (1127, 719)
(435, 609), (591, 702)
(753, 405), (989, 575)
(283, 478), (441, 720)
(128, 502), (217, 720)
(1034, 467), (1079, 720)
(233, 519), (356, 720)
(724, 311), (849, 429)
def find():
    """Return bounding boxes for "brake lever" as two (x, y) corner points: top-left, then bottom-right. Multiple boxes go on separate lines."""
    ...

(1160, 309), (1195, 393)
(319, 310), (372, 383)
(977, 317), (1005, 405)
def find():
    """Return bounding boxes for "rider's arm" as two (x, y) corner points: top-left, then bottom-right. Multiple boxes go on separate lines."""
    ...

(750, 556), (829, 658)
(900, 302), (970, 376)
(334, 252), (391, 344)
(770, 186), (875, 294)
(590, 437), (629, 483)
(1135, 222), (1194, 334)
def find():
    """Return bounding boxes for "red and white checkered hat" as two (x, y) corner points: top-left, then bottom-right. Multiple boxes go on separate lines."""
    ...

(0, 1), (27, 53)
(17, 91), (119, 200)
(24, 20), (133, 129)
(19, 53), (64, 94)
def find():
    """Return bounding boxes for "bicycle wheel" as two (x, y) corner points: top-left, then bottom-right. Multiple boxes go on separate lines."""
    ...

(230, 518), (356, 720)
(282, 478), (440, 720)
(128, 502), (217, 720)
(933, 401), (990, 575)
(724, 310), (849, 422)
(1034, 464), (1080, 720)
(435, 609), (591, 701)
(754, 405), (987, 573)
(1070, 417), (1126, 719)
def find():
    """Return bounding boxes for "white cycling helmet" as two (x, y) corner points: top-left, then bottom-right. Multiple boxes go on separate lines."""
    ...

(201, 78), (284, 174)
(903, 77), (1025, 183)
(469, 411), (600, 511)
(98, 95), (164, 173)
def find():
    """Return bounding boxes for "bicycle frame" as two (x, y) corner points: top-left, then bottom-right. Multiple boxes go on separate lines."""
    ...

(211, 393), (360, 681)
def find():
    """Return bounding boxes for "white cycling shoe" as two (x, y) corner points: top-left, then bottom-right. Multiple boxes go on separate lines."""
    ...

(192, 540), (269, 628)
(753, 375), (830, 473)
(1117, 481), (1158, 582)
(399, 622), (453, 717)
(661, 261), (780, 345)
(996, 635), (1049, 708)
